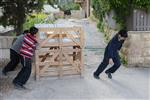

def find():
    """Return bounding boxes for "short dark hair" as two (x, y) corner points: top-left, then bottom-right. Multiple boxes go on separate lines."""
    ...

(23, 30), (29, 34)
(118, 29), (128, 38)
(29, 26), (38, 35)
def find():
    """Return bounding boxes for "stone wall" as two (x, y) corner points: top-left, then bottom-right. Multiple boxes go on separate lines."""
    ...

(123, 31), (150, 67)
(54, 10), (85, 19)
(71, 10), (85, 19)
(0, 36), (14, 58)
(0, 36), (14, 67)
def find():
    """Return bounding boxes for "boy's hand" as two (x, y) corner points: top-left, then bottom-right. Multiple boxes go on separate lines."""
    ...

(109, 58), (114, 65)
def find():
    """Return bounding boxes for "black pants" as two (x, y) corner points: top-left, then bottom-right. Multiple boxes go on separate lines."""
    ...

(13, 56), (32, 86)
(3, 49), (20, 73)
(94, 55), (121, 76)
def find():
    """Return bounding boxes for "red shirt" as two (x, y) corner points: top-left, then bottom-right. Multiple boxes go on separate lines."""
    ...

(20, 33), (37, 59)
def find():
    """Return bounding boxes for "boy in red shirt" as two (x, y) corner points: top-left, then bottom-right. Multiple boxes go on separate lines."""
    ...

(13, 26), (38, 89)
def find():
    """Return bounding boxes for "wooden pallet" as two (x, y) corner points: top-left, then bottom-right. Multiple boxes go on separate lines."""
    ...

(35, 25), (84, 80)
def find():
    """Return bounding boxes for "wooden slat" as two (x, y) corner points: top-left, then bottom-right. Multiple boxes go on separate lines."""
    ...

(35, 26), (84, 80)
(35, 50), (40, 80)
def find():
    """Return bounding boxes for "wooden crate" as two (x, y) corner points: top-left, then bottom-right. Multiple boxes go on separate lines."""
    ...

(35, 25), (84, 80)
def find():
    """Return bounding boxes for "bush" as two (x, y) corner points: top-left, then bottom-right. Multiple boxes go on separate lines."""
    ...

(120, 52), (128, 66)
(59, 3), (80, 11)
(23, 13), (54, 30)
(10, 32), (17, 36)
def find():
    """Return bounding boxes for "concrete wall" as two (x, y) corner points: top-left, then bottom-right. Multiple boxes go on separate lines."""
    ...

(54, 10), (85, 19)
(0, 36), (14, 67)
(0, 36), (14, 58)
(123, 31), (150, 67)
(71, 10), (85, 19)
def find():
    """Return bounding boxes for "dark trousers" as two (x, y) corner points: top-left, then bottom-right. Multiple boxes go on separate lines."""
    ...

(3, 49), (20, 73)
(13, 56), (32, 86)
(94, 54), (121, 76)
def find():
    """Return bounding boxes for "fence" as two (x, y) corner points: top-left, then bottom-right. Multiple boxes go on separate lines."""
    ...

(133, 9), (150, 31)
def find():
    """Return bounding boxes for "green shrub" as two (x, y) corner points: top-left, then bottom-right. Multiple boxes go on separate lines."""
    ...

(23, 13), (54, 30)
(10, 32), (17, 36)
(59, 3), (80, 11)
(120, 52), (128, 66)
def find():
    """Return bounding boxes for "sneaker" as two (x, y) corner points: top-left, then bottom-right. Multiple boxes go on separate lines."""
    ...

(93, 72), (100, 79)
(13, 82), (26, 90)
(21, 85), (28, 90)
(2, 69), (7, 76)
(106, 72), (112, 79)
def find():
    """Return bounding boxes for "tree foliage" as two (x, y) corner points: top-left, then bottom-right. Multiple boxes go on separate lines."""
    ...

(23, 13), (53, 30)
(92, 0), (111, 21)
(0, 0), (46, 35)
(92, 0), (150, 28)
(59, 3), (80, 11)
(47, 0), (58, 8)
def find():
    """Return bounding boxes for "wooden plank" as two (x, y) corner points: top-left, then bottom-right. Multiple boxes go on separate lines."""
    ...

(63, 52), (80, 72)
(59, 32), (63, 77)
(80, 50), (84, 76)
(38, 27), (81, 32)
(35, 26), (84, 79)
(80, 28), (84, 48)
(40, 42), (81, 47)
(40, 70), (80, 77)
(39, 61), (59, 66)
(40, 51), (59, 73)
(35, 50), (40, 80)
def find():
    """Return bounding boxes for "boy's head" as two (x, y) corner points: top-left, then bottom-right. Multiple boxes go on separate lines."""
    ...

(23, 30), (29, 34)
(29, 26), (38, 35)
(118, 29), (128, 40)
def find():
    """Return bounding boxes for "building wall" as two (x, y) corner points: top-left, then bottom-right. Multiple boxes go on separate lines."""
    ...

(123, 31), (150, 67)
(71, 10), (85, 18)
(0, 36), (14, 67)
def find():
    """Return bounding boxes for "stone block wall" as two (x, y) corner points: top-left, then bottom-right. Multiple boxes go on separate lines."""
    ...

(123, 31), (150, 67)
(71, 10), (85, 19)
(0, 36), (14, 67)
(0, 36), (14, 58)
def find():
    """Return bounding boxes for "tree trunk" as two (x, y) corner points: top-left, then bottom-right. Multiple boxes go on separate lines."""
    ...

(15, 1), (25, 36)
(15, 23), (23, 36)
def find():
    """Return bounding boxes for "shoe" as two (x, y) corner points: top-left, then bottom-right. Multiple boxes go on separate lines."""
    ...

(21, 85), (28, 90)
(13, 82), (26, 90)
(93, 72), (100, 79)
(2, 69), (7, 76)
(106, 72), (112, 79)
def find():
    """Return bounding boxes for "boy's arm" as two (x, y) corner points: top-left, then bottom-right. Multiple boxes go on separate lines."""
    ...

(107, 44), (114, 64)
(118, 40), (124, 50)
(107, 42), (114, 59)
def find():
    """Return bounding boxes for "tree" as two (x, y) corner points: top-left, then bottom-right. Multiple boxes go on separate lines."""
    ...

(0, 0), (45, 35)
(47, 0), (58, 7)
(92, 0), (150, 29)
